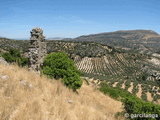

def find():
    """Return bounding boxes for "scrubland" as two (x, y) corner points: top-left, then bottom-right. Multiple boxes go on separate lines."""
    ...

(0, 64), (124, 120)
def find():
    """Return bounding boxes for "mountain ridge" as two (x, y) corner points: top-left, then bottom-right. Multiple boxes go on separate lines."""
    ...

(73, 29), (160, 53)
(76, 29), (159, 38)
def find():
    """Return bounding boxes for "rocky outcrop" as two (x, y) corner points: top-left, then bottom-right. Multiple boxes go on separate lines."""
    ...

(0, 57), (8, 66)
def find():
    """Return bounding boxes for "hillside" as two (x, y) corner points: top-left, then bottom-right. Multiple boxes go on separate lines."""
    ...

(0, 63), (124, 120)
(0, 34), (160, 103)
(0, 37), (28, 53)
(1, 30), (160, 54)
(73, 30), (160, 53)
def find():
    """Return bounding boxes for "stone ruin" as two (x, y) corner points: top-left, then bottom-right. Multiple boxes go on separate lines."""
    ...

(28, 27), (46, 72)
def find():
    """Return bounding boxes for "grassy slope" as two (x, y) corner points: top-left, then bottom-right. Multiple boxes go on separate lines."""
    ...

(0, 63), (124, 120)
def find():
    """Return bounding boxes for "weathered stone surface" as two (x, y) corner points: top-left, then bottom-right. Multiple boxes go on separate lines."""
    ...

(0, 57), (8, 66)
(0, 74), (9, 81)
(28, 27), (46, 72)
(67, 100), (73, 103)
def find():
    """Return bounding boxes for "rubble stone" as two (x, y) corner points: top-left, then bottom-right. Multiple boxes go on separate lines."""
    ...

(28, 27), (47, 72)
(0, 75), (9, 81)
(0, 57), (9, 66)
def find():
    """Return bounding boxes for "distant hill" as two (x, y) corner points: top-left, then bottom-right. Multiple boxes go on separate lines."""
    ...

(0, 37), (29, 53)
(46, 37), (72, 41)
(73, 30), (160, 53)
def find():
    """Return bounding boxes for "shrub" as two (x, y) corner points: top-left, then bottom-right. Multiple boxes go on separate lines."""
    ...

(42, 52), (82, 90)
(141, 92), (148, 102)
(2, 48), (28, 66)
(122, 96), (160, 120)
(99, 82), (130, 100)
(99, 81), (160, 120)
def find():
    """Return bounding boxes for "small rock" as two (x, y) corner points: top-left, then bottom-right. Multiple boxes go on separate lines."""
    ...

(20, 80), (27, 86)
(45, 111), (50, 114)
(67, 100), (73, 103)
(29, 84), (33, 88)
(0, 75), (9, 81)
(0, 57), (9, 66)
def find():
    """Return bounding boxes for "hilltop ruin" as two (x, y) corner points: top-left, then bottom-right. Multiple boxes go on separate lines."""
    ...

(28, 27), (46, 72)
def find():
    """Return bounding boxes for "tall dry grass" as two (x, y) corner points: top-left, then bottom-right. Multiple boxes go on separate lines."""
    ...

(0, 63), (124, 120)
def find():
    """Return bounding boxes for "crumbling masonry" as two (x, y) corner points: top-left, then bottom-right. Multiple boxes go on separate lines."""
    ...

(28, 27), (46, 72)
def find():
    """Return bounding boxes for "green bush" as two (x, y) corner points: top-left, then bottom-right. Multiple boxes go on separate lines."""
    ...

(122, 96), (160, 120)
(2, 48), (28, 66)
(99, 82), (130, 100)
(99, 81), (160, 120)
(42, 52), (82, 91)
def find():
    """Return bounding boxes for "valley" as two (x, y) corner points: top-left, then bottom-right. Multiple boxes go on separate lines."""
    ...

(0, 29), (160, 104)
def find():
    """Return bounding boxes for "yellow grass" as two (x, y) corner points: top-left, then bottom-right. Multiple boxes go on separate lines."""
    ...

(0, 64), (124, 120)
(112, 82), (118, 87)
(146, 92), (153, 102)
(127, 82), (133, 93)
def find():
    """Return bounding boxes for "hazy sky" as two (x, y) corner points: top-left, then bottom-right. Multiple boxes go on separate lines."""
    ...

(0, 0), (160, 39)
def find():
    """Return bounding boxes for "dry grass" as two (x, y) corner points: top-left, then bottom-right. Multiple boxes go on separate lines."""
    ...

(146, 92), (153, 102)
(0, 64), (124, 120)
(127, 82), (133, 93)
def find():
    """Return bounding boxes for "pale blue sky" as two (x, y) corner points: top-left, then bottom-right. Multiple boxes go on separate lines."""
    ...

(0, 0), (160, 39)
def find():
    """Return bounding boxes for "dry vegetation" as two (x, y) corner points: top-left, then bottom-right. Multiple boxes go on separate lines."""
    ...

(0, 63), (124, 120)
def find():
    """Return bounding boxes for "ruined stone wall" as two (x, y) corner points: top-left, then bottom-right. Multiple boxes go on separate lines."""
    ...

(28, 27), (46, 72)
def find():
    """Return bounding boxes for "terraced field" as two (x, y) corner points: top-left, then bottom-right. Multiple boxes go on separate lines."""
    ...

(74, 53), (142, 77)
(73, 53), (160, 103)
(85, 76), (160, 104)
